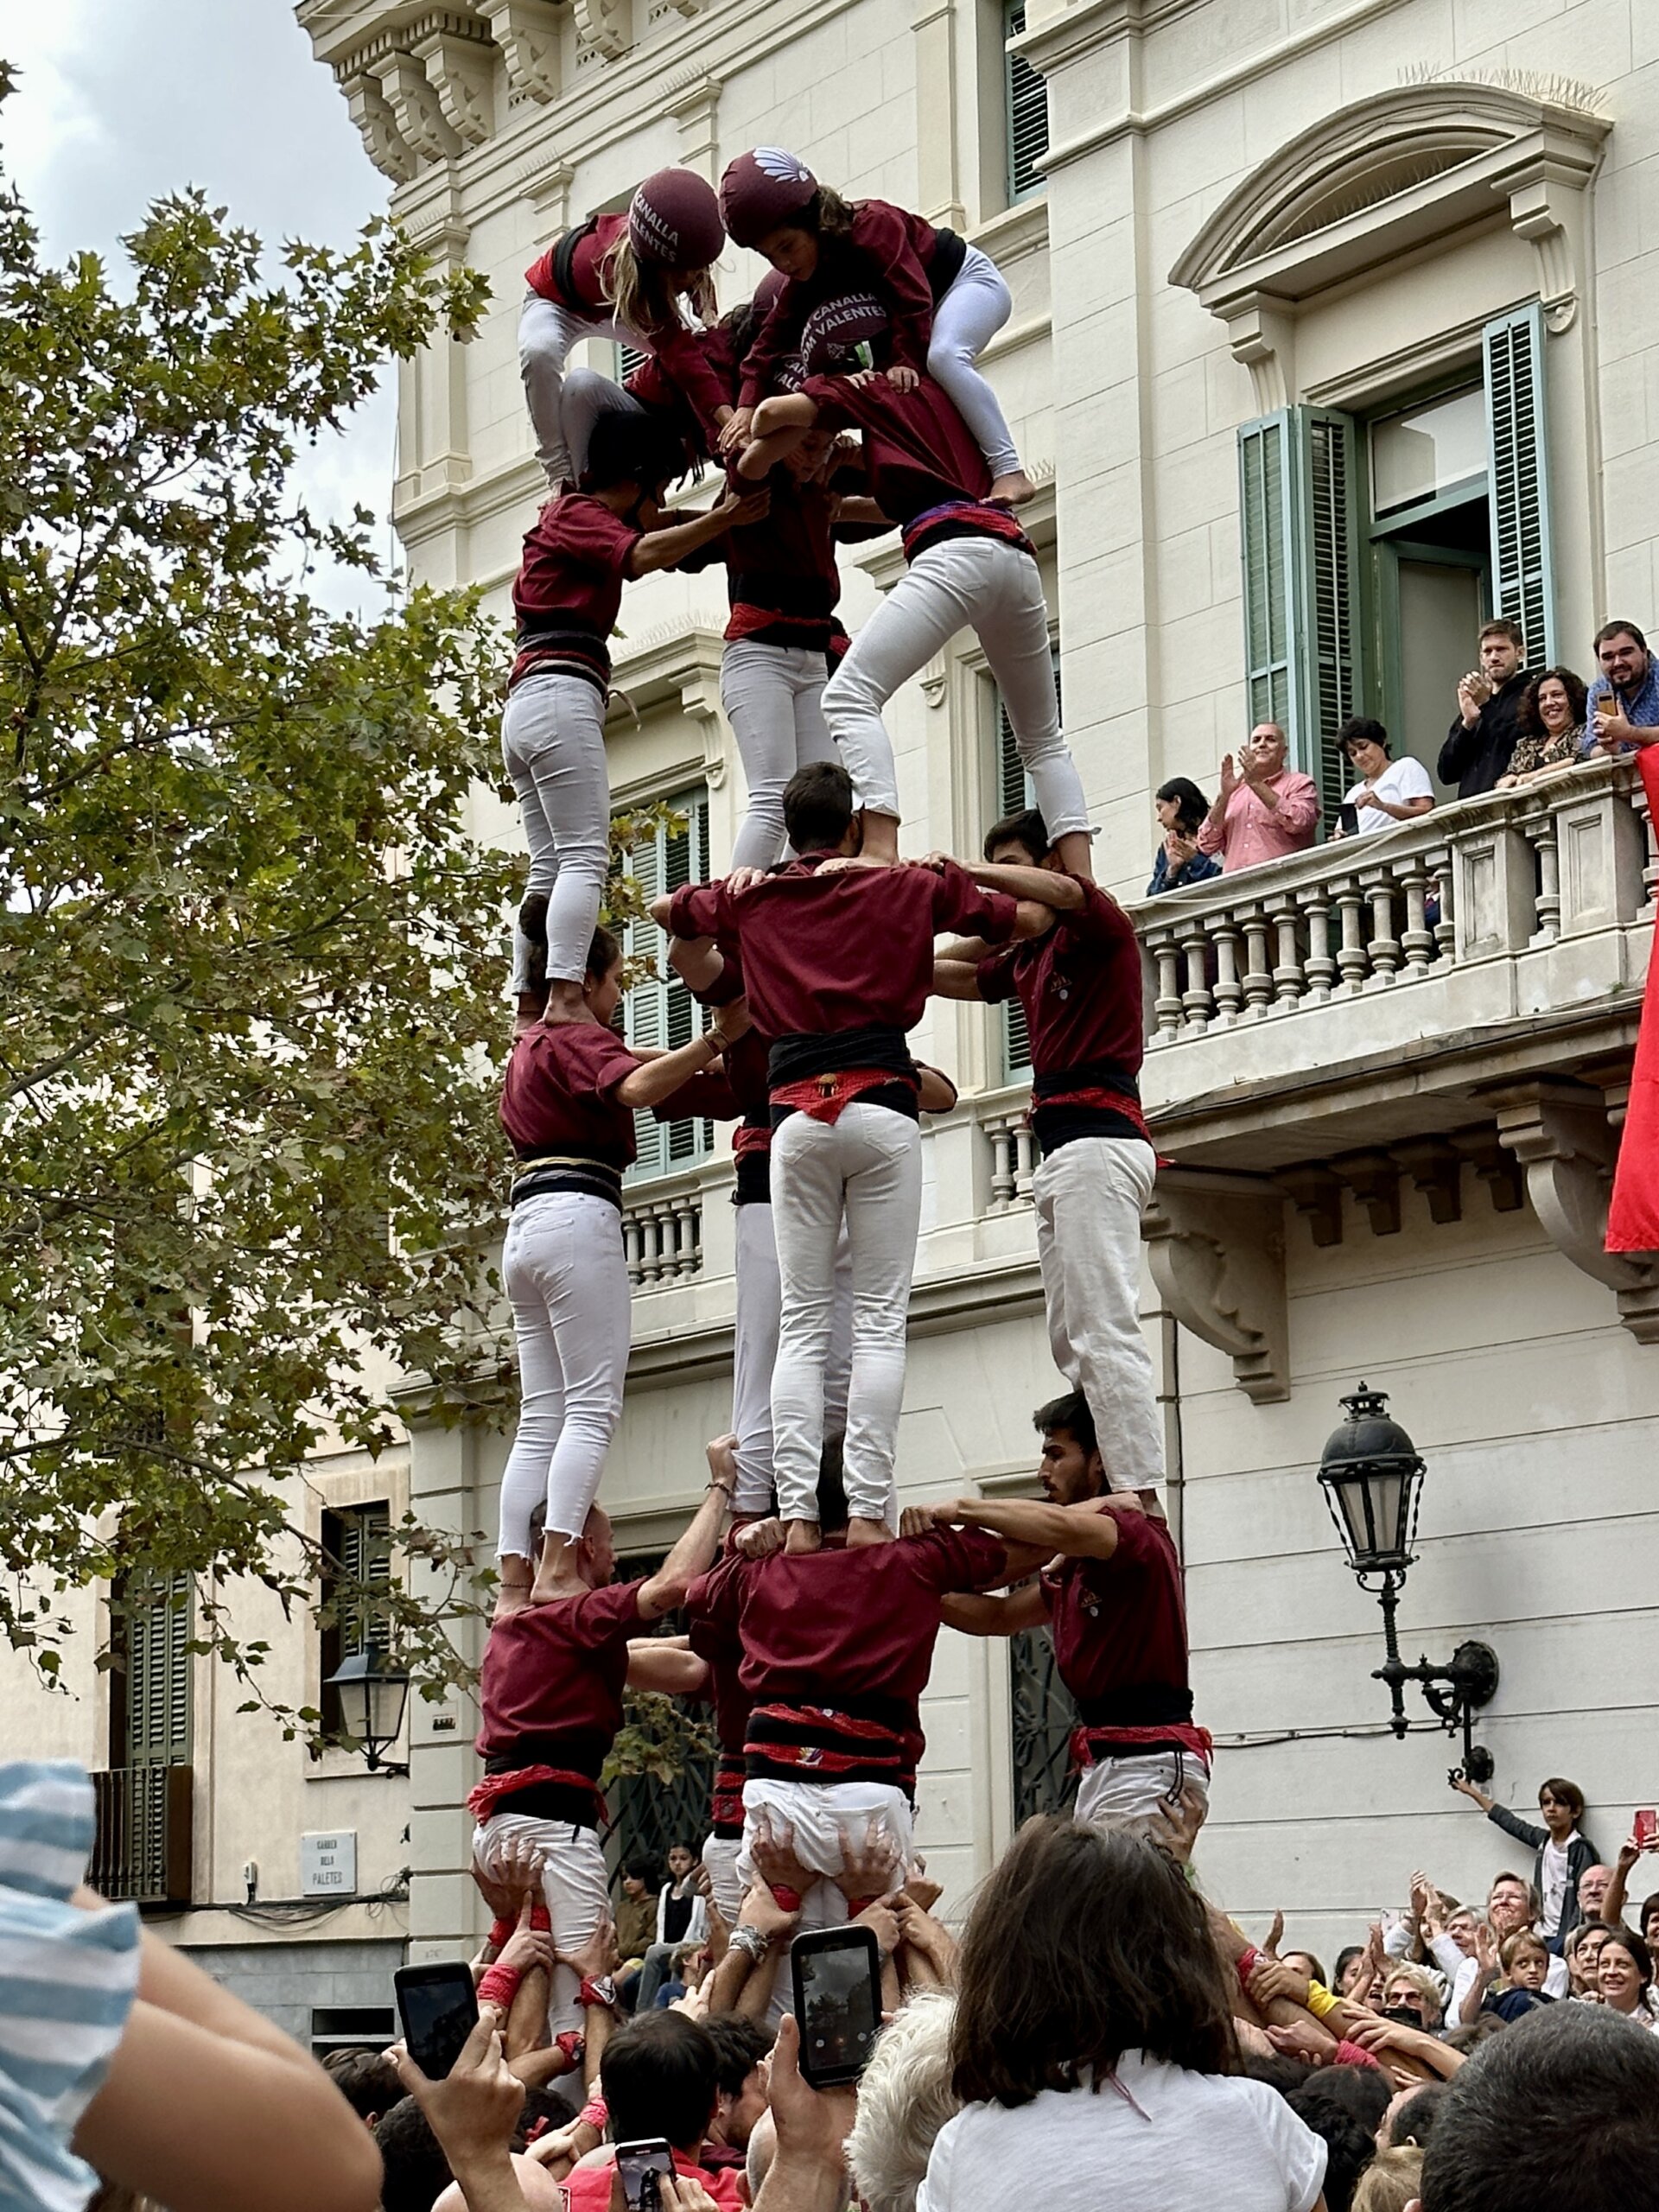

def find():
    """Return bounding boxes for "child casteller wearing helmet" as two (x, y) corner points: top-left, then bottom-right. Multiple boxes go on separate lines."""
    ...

(520, 167), (734, 487)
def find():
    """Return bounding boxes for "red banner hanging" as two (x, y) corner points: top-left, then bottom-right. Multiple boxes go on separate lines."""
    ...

(1607, 746), (1659, 1254)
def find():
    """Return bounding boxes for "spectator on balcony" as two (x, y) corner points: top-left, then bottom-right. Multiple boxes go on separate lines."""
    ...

(1447, 1775), (1599, 1945)
(1496, 667), (1588, 786)
(1148, 778), (1222, 892)
(1584, 620), (1659, 756)
(1331, 720), (1433, 837)
(1195, 724), (1320, 872)
(1438, 618), (1534, 796)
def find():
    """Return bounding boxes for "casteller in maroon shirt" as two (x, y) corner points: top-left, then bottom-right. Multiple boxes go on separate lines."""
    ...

(499, 1023), (645, 1168)
(669, 857), (1017, 1083)
(717, 1527), (1010, 1782)
(975, 880), (1149, 1154)
(475, 1578), (645, 1820)
(685, 1548), (756, 1839)
(1040, 1506), (1207, 1761)
(509, 492), (642, 694)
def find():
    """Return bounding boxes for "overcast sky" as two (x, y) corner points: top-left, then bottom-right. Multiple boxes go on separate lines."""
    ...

(0, 0), (398, 611)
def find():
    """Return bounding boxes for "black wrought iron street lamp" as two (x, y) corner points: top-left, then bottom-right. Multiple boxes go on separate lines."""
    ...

(1319, 1382), (1500, 1783)
(324, 1650), (410, 1776)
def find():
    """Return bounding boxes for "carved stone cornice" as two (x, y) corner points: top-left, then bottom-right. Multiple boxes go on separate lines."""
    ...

(1489, 1083), (1659, 1344)
(479, 0), (563, 105)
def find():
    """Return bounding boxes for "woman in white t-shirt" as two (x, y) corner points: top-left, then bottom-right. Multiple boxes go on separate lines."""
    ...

(915, 1819), (1329, 2212)
(1332, 720), (1434, 839)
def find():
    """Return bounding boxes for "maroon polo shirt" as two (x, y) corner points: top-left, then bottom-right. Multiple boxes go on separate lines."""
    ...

(976, 882), (1143, 1077)
(1041, 1508), (1191, 1716)
(475, 1578), (644, 1779)
(797, 371), (988, 526)
(739, 200), (946, 405)
(670, 857), (1017, 1043)
(513, 492), (640, 642)
(685, 1548), (755, 1760)
(499, 1024), (642, 1166)
(733, 1529), (1009, 1769)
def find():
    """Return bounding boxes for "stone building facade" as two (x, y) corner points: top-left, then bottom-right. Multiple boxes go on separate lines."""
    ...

(8, 0), (1656, 2028)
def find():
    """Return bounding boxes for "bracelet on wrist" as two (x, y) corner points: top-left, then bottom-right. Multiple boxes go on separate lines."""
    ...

(729, 1923), (770, 1963)
(478, 1961), (524, 2011)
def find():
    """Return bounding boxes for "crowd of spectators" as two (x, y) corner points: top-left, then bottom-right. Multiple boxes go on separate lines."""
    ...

(16, 1752), (1659, 2212)
(1146, 616), (1659, 895)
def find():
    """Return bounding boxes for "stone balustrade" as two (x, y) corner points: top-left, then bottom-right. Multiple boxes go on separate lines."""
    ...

(1131, 759), (1654, 1054)
(982, 1108), (1040, 1212)
(621, 1178), (703, 1287)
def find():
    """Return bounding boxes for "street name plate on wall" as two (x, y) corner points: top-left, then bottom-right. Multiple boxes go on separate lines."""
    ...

(301, 1830), (357, 1897)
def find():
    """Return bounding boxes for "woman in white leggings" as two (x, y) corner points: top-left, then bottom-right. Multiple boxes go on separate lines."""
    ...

(497, 925), (747, 1605)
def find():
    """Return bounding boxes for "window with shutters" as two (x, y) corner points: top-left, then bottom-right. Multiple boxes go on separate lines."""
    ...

(110, 1568), (193, 1770)
(617, 792), (714, 1182)
(320, 1503), (392, 1740)
(1235, 306), (1554, 812)
(990, 649), (1058, 1079)
(1004, 3), (1049, 204)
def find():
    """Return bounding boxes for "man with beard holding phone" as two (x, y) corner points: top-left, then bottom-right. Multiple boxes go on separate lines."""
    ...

(914, 1391), (1211, 1838)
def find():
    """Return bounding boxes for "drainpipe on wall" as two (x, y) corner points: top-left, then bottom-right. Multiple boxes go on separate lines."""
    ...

(1157, 1306), (1185, 1560)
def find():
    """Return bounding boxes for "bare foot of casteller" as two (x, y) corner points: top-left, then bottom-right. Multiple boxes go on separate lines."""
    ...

(845, 1516), (893, 1548)
(785, 1519), (823, 1555)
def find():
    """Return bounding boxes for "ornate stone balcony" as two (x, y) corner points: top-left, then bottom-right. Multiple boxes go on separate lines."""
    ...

(1124, 760), (1659, 1389)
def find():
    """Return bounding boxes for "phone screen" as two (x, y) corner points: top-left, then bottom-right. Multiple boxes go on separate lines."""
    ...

(615, 2140), (675, 2211)
(395, 1964), (479, 2082)
(793, 1928), (882, 2089)
(1339, 802), (1361, 835)
(1636, 1808), (1657, 1847)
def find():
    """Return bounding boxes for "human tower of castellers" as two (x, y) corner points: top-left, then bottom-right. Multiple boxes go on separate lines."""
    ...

(477, 146), (1206, 2031)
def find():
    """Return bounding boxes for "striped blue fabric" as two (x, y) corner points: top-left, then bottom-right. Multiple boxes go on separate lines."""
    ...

(0, 1764), (140, 2212)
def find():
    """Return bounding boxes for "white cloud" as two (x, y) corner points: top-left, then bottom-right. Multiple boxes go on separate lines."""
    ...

(0, 0), (399, 618)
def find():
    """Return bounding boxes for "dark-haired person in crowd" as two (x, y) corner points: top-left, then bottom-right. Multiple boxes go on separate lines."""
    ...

(665, 761), (1041, 1545)
(1447, 1774), (1599, 1945)
(1148, 777), (1222, 891)
(1595, 1926), (1659, 2031)
(495, 922), (749, 1610)
(1411, 2005), (1659, 2210)
(633, 1840), (711, 2011)
(323, 2046), (404, 2132)
(1437, 618), (1534, 796)
(1331, 720), (1433, 836)
(558, 1975), (738, 2206)
(918, 1393), (1209, 1834)
(1584, 618), (1659, 755)
(613, 1859), (660, 1974)
(934, 809), (1163, 1503)
(1495, 666), (1588, 785)
(913, 1821), (1329, 2209)
(504, 410), (766, 1029)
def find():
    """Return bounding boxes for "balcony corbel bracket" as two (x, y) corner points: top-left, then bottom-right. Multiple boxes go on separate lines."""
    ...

(1392, 1138), (1464, 1226)
(1277, 1164), (1344, 1248)
(1490, 1084), (1659, 1344)
(1143, 1172), (1289, 1405)
(1332, 1149), (1402, 1237)
(1451, 1126), (1525, 1213)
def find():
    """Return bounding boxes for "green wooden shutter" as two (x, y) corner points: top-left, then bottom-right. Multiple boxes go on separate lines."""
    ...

(124, 1570), (192, 1769)
(620, 793), (713, 1181)
(1484, 303), (1554, 669)
(1294, 409), (1363, 827)
(992, 651), (1058, 1079)
(1237, 406), (1361, 825)
(1005, 3), (1049, 203)
(340, 1504), (392, 1659)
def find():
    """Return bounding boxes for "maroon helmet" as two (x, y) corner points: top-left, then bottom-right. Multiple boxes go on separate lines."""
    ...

(628, 168), (725, 270)
(720, 147), (817, 248)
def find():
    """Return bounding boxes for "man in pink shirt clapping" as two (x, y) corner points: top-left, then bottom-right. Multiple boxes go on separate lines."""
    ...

(1196, 722), (1320, 873)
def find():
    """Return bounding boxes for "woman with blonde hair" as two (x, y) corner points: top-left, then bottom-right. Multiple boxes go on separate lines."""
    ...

(519, 168), (734, 485)
(1351, 2145), (1422, 2212)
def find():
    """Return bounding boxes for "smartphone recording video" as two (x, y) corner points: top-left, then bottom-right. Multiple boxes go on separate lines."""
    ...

(394, 1961), (479, 2082)
(615, 2137), (676, 2211)
(791, 1924), (883, 2090)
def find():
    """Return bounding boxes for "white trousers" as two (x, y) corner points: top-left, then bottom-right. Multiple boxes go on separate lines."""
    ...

(519, 293), (647, 486)
(702, 1834), (746, 1931)
(733, 1201), (855, 1516)
(1033, 1138), (1162, 1495)
(721, 640), (842, 872)
(473, 1812), (609, 2037)
(498, 1191), (632, 1557)
(739, 1778), (914, 2021)
(1075, 1750), (1211, 1836)
(770, 1104), (923, 1524)
(500, 670), (610, 991)
(822, 536), (1087, 836)
(560, 365), (648, 485)
(928, 245), (1020, 480)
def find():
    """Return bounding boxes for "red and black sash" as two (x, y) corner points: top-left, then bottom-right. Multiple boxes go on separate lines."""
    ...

(901, 499), (1034, 568)
(1029, 1056), (1150, 1155)
(745, 1698), (916, 1797)
(710, 1753), (747, 1839)
(1068, 1687), (1211, 1772)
